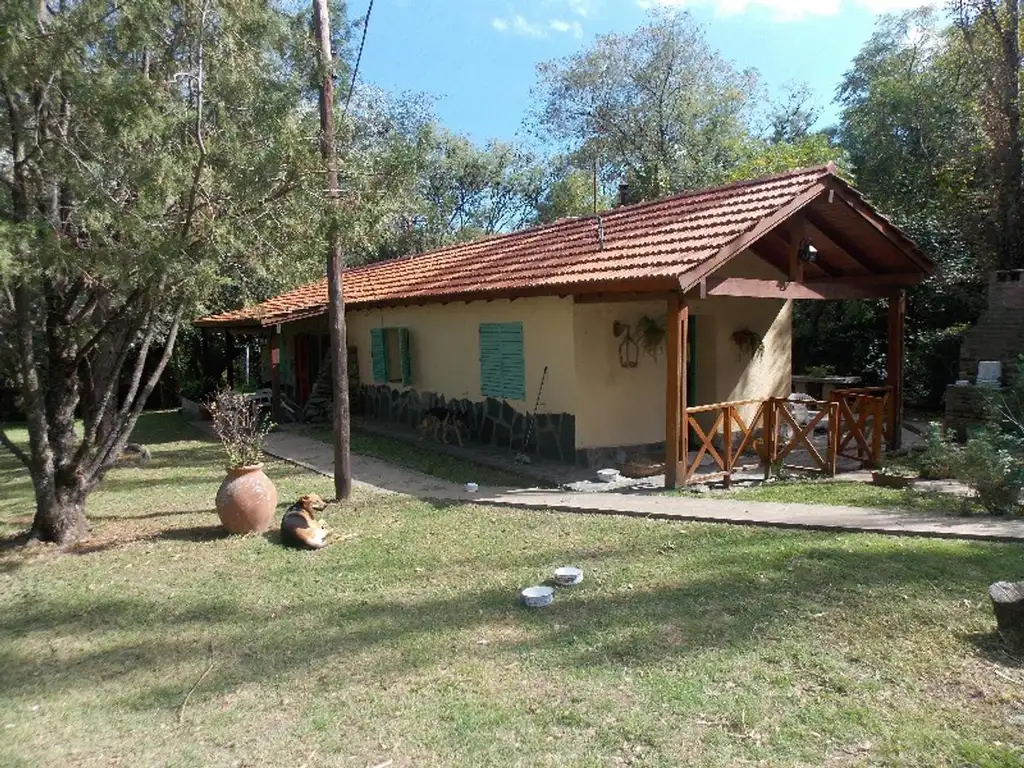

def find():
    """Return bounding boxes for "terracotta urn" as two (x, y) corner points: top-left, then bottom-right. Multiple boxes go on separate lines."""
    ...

(215, 465), (278, 534)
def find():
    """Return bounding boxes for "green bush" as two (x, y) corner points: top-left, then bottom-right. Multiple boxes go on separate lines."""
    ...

(917, 422), (960, 480)
(954, 431), (1024, 516)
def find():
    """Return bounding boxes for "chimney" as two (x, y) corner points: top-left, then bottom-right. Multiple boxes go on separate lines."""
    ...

(618, 182), (630, 207)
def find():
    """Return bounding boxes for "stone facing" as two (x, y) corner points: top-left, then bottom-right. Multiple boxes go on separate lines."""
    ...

(350, 384), (577, 465)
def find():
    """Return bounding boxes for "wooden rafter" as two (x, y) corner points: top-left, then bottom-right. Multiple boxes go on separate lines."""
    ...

(804, 210), (886, 274)
(695, 277), (913, 301)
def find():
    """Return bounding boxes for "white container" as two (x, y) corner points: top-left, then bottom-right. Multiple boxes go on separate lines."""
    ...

(978, 361), (1002, 387)
(465, 482), (479, 493)
(521, 586), (554, 608)
(553, 566), (584, 586)
(596, 468), (620, 483)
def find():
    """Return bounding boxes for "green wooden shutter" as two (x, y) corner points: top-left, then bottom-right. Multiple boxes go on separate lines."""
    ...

(480, 324), (503, 397)
(370, 328), (387, 383)
(500, 323), (525, 400)
(399, 328), (412, 385)
(479, 322), (525, 399)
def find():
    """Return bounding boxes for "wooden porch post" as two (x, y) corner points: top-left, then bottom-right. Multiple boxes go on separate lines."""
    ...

(225, 331), (236, 391)
(886, 289), (906, 450)
(269, 325), (282, 422)
(665, 294), (689, 489)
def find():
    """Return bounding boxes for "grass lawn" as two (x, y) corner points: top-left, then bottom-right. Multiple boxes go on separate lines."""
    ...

(305, 425), (540, 488)
(1, 413), (1023, 767)
(721, 480), (980, 516)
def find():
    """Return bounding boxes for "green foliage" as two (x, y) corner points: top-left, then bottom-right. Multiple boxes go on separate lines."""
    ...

(729, 134), (846, 182)
(948, 361), (1024, 515)
(534, 163), (611, 224)
(797, 6), (1001, 408)
(917, 422), (960, 480)
(531, 9), (759, 201)
(954, 430), (1024, 516)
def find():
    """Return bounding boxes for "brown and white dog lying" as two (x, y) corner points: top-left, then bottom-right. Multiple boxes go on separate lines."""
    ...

(280, 494), (330, 550)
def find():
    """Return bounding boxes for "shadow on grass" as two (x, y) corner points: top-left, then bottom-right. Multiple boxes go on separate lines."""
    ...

(964, 630), (1024, 669)
(1, 537), (1021, 711)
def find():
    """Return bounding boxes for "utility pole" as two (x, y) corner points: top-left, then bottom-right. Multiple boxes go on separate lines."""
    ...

(313, 0), (352, 500)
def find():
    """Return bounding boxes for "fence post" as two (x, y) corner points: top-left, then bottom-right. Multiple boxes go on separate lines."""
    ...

(762, 398), (776, 480)
(723, 406), (733, 487)
(826, 401), (840, 476)
(871, 395), (884, 468)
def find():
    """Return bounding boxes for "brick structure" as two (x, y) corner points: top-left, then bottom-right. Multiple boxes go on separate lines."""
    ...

(945, 270), (1024, 438)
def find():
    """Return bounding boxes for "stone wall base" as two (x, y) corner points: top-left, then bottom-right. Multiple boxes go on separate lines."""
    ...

(353, 384), (576, 464)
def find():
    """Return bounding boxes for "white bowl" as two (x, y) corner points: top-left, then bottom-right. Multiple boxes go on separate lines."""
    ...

(520, 586), (554, 608)
(465, 482), (479, 492)
(553, 566), (583, 586)
(596, 468), (620, 483)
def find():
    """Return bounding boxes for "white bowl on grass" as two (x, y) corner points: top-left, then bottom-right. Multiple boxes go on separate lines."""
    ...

(520, 586), (554, 608)
(553, 566), (583, 586)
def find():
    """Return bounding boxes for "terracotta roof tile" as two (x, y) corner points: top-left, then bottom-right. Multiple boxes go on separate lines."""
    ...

(196, 166), (838, 327)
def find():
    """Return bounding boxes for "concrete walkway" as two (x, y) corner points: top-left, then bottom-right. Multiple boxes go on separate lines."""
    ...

(259, 427), (1024, 543)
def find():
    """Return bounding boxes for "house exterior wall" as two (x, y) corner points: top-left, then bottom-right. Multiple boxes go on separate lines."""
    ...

(568, 250), (792, 463)
(572, 300), (668, 453)
(346, 297), (576, 413)
(271, 250), (792, 465)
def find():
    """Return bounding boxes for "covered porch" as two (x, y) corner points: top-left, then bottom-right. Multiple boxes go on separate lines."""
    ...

(658, 182), (926, 488)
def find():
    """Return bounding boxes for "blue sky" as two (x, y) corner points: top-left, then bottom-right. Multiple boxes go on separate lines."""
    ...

(357, 0), (936, 146)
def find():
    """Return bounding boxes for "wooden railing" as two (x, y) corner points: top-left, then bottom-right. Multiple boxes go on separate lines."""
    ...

(769, 397), (840, 476)
(829, 387), (890, 467)
(681, 399), (768, 486)
(677, 389), (891, 486)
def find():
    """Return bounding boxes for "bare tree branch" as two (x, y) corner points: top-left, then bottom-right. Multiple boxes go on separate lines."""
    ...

(87, 306), (183, 484)
(0, 425), (31, 469)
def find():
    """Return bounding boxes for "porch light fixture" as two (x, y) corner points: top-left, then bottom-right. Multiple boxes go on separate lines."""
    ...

(798, 240), (818, 264)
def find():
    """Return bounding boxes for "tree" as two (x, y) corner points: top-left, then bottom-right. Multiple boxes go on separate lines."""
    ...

(950, 0), (1023, 270)
(413, 127), (542, 247)
(0, 0), (317, 545)
(534, 159), (612, 224)
(531, 9), (759, 202)
(813, 8), (991, 407)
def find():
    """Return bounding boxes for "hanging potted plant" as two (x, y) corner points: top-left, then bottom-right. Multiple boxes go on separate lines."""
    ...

(207, 389), (278, 534)
(730, 328), (764, 361)
(635, 315), (667, 360)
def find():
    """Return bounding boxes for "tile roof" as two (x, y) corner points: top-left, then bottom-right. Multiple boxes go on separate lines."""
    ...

(195, 165), (909, 328)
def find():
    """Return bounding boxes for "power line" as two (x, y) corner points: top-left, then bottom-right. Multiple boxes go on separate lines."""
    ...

(343, 0), (375, 117)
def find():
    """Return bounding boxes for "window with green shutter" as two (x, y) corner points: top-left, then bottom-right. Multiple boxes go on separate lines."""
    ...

(370, 327), (412, 385)
(479, 322), (525, 400)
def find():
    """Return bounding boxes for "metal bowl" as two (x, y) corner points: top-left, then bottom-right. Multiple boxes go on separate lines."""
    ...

(520, 585), (554, 608)
(553, 566), (584, 586)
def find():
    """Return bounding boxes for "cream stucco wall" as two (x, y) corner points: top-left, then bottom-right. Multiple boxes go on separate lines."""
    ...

(570, 250), (792, 450)
(345, 297), (577, 414)
(572, 301), (668, 449)
(273, 250), (791, 453)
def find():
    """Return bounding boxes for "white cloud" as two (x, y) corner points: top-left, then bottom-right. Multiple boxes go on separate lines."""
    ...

(636, 0), (938, 22)
(492, 12), (546, 36)
(512, 13), (546, 35)
(493, 5), (587, 38)
(550, 18), (585, 36)
(568, 0), (594, 16)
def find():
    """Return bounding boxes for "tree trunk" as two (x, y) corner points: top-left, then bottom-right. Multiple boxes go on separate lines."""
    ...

(29, 473), (89, 545)
(313, 0), (352, 501)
